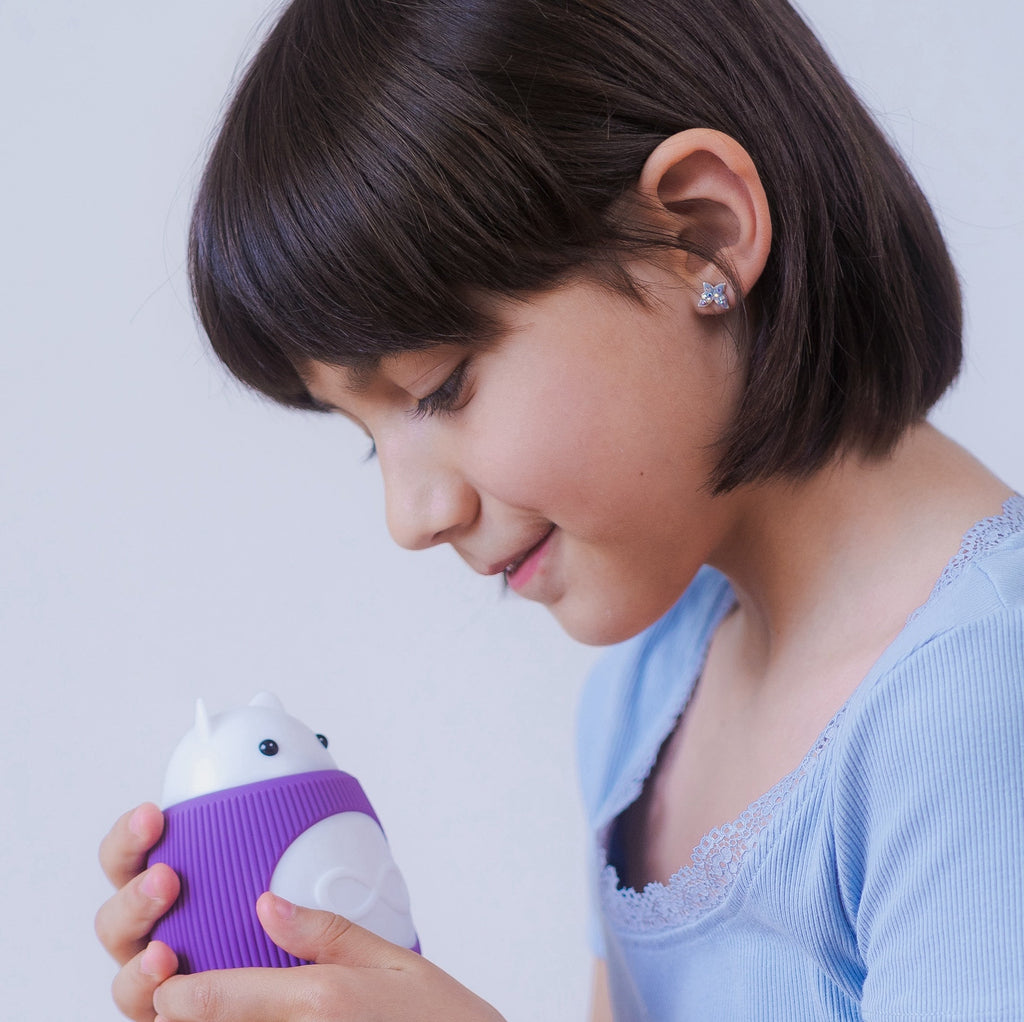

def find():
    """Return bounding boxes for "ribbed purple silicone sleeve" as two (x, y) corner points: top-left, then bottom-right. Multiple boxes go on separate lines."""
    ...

(147, 769), (379, 973)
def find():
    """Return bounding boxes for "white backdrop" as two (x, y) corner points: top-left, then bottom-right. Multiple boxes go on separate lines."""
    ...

(2, 3), (1022, 1020)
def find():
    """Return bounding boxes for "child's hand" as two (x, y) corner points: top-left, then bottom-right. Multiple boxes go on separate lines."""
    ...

(96, 803), (181, 1021)
(97, 805), (504, 1021)
(150, 892), (506, 1022)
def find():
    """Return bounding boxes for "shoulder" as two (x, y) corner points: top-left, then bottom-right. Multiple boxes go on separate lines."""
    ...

(861, 521), (1023, 708)
(834, 530), (1024, 796)
(829, 532), (1024, 1013)
(830, 528), (1024, 891)
(576, 566), (733, 822)
(833, 600), (1024, 820)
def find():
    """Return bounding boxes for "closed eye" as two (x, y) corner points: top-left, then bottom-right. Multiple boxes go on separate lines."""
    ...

(412, 360), (471, 419)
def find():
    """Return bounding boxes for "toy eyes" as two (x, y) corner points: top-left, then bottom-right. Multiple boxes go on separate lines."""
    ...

(257, 735), (327, 755)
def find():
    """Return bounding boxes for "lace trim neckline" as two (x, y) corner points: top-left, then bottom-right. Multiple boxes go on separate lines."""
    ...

(600, 494), (1024, 933)
(911, 493), (1024, 617)
(601, 709), (844, 930)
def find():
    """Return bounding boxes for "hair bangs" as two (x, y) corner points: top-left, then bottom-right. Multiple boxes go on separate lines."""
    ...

(188, 0), (621, 406)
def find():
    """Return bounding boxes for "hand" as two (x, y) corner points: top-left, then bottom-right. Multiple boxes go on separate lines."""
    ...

(96, 803), (182, 1021)
(151, 893), (506, 1022)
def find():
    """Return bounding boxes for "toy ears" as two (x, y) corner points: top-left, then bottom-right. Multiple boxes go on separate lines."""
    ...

(635, 128), (772, 310)
(195, 697), (211, 741)
(193, 692), (287, 738)
(249, 691), (286, 712)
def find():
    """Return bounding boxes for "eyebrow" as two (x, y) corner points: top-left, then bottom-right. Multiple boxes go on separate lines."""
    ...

(340, 361), (379, 394)
(302, 360), (379, 411)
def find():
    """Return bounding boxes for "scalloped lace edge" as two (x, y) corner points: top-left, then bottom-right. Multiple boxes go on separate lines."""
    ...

(601, 494), (1024, 933)
(600, 710), (844, 931)
(910, 494), (1024, 620)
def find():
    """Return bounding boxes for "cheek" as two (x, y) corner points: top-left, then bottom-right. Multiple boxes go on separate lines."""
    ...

(462, 365), (590, 495)
(468, 376), (636, 515)
(464, 379), (681, 515)
(470, 417), (578, 508)
(463, 324), (740, 518)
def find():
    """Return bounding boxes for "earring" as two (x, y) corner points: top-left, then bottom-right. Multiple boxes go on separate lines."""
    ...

(698, 281), (729, 310)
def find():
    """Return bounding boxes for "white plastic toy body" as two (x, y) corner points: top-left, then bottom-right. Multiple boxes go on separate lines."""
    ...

(148, 693), (418, 971)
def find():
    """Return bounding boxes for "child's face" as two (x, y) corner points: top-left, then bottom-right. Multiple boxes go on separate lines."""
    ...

(304, 265), (745, 645)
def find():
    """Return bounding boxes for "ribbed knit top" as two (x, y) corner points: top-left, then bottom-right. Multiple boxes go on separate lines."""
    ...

(577, 497), (1024, 1020)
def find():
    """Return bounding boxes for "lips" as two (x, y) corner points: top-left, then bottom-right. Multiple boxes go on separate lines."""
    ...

(501, 525), (556, 590)
(473, 524), (557, 582)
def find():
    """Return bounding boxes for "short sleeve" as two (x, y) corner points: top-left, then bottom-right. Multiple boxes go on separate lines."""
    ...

(833, 610), (1024, 1019)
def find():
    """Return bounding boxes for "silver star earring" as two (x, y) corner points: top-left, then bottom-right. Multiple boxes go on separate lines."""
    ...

(698, 281), (729, 310)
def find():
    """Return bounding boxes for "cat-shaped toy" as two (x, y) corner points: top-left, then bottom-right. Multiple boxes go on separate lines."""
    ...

(147, 693), (419, 973)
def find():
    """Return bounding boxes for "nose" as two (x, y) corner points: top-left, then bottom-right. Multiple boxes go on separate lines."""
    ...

(379, 445), (479, 551)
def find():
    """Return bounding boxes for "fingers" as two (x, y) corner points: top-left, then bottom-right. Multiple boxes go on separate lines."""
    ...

(112, 941), (179, 1022)
(98, 804), (179, 1020)
(153, 964), (353, 1022)
(100, 803), (165, 889)
(150, 897), (413, 1021)
(151, 901), (505, 1022)
(96, 802), (178, 966)
(96, 861), (180, 966)
(152, 954), (506, 1022)
(256, 893), (411, 969)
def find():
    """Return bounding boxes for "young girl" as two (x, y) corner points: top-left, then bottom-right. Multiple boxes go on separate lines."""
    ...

(96, 0), (1024, 1018)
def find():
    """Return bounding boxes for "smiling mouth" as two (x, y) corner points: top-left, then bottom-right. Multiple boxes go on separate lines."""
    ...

(501, 525), (556, 583)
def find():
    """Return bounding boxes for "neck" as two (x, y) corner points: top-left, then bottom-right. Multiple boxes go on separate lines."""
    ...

(707, 423), (1012, 678)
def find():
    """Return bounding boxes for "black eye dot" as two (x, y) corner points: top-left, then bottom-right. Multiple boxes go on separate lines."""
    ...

(316, 733), (329, 749)
(259, 739), (279, 756)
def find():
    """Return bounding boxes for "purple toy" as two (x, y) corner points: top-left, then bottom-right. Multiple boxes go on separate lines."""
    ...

(147, 693), (419, 973)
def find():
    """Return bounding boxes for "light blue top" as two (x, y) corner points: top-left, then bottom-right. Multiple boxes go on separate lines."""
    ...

(577, 498), (1024, 1020)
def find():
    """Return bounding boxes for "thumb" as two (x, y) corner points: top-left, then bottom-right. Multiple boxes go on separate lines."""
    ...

(256, 892), (413, 969)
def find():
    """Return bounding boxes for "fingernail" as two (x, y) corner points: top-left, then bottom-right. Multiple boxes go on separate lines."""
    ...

(139, 868), (164, 901)
(140, 942), (162, 980)
(128, 806), (147, 840)
(269, 893), (296, 921)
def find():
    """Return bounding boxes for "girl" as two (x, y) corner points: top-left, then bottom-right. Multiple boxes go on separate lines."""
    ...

(96, 0), (1024, 1018)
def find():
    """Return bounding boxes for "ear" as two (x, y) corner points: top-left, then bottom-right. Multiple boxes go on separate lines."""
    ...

(636, 128), (771, 310)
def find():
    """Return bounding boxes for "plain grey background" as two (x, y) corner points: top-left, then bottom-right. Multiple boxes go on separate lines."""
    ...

(2, 2), (1022, 1019)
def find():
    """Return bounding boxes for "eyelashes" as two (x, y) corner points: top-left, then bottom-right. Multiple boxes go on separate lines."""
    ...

(359, 357), (472, 463)
(412, 360), (471, 419)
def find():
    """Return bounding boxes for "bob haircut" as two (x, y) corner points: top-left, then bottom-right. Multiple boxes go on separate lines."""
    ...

(189, 0), (961, 493)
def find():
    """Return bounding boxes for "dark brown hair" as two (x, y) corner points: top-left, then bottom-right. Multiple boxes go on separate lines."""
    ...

(189, 0), (961, 492)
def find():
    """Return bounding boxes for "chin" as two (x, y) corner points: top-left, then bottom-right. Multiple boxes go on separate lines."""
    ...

(551, 595), (674, 647)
